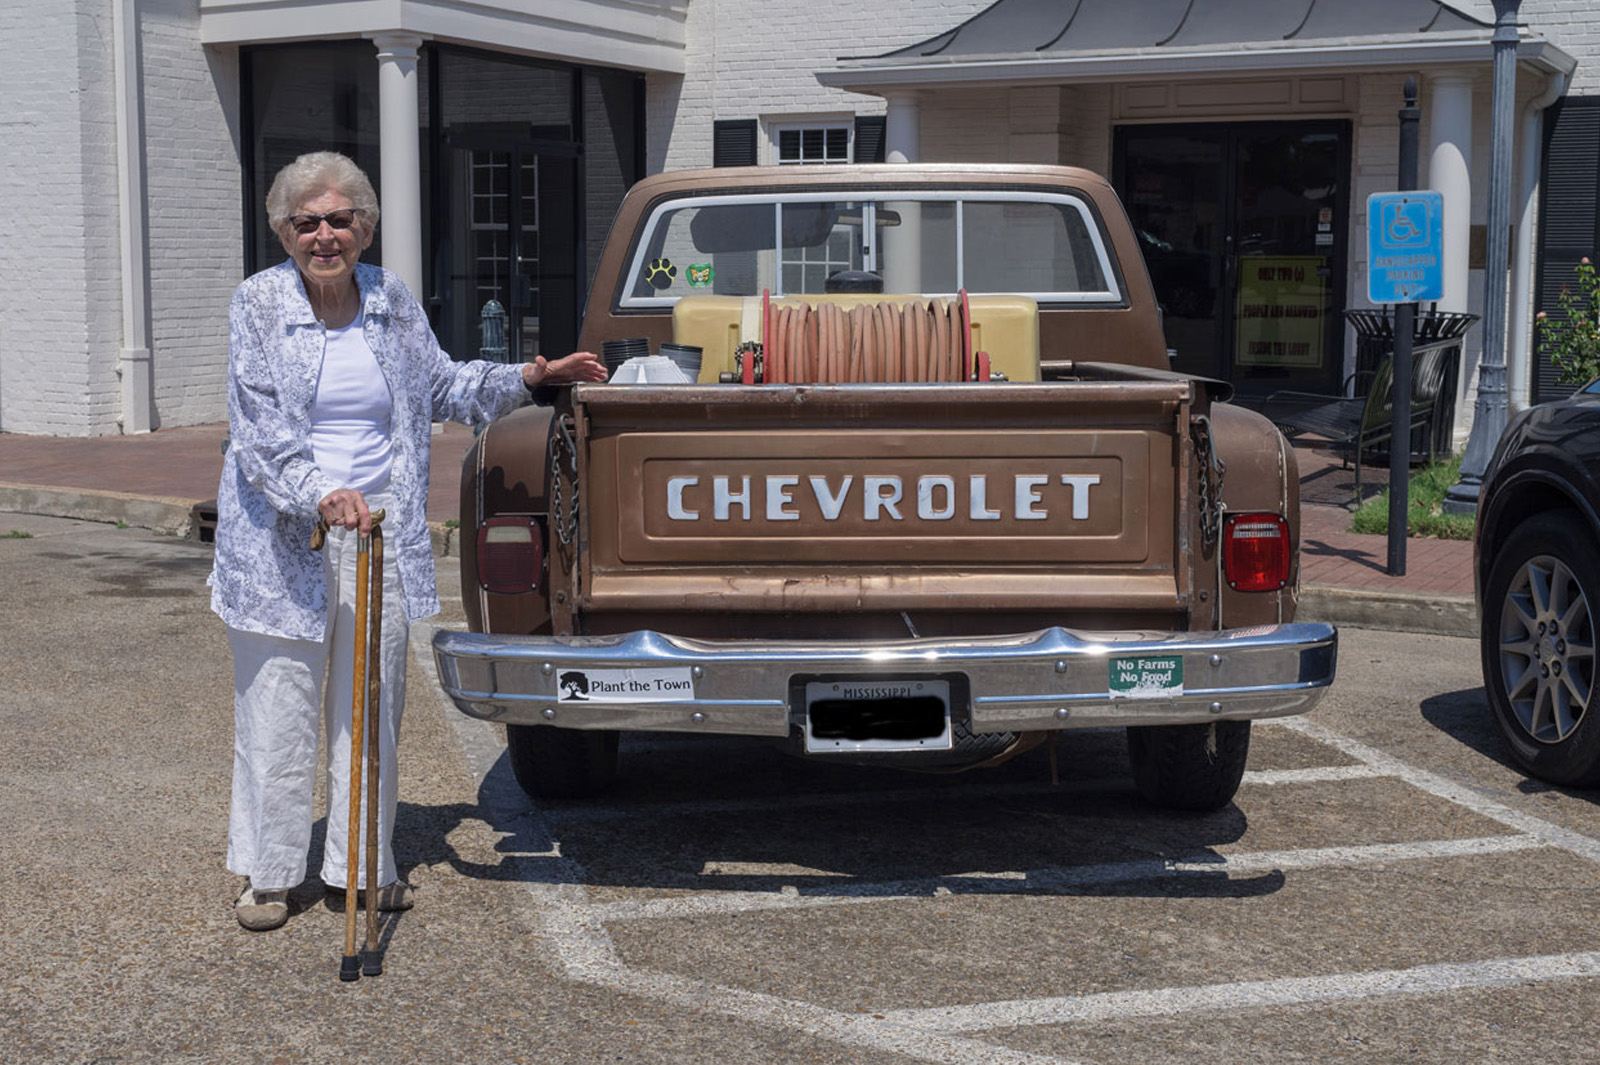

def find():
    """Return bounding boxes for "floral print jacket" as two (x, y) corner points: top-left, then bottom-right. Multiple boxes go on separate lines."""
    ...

(209, 260), (529, 640)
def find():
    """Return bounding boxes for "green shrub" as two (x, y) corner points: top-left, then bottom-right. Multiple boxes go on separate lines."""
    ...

(1350, 454), (1474, 540)
(1536, 257), (1600, 385)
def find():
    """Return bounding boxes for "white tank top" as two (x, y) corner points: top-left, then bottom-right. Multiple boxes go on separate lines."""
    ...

(310, 315), (394, 493)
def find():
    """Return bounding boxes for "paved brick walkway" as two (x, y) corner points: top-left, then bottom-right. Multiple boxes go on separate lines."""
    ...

(0, 421), (477, 524)
(1294, 445), (1473, 598)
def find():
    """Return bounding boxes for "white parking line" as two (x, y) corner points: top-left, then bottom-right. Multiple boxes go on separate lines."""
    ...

(879, 951), (1600, 1032)
(1243, 764), (1387, 785)
(1282, 718), (1600, 865)
(579, 954), (1093, 1065)
(544, 901), (1091, 1064)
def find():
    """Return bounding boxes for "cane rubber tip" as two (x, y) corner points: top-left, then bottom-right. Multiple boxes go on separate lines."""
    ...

(362, 955), (383, 978)
(340, 956), (361, 982)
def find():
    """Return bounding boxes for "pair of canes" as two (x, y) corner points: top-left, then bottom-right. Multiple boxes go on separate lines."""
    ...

(311, 508), (387, 982)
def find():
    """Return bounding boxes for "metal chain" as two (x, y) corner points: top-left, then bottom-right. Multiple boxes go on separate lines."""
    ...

(1190, 414), (1227, 547)
(549, 416), (580, 546)
(548, 439), (564, 544)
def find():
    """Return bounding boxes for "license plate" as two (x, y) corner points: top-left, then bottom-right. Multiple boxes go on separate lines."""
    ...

(803, 679), (953, 754)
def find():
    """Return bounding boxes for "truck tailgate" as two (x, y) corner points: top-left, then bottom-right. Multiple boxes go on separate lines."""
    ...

(573, 383), (1193, 615)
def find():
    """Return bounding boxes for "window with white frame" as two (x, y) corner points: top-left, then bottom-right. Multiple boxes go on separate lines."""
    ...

(774, 124), (852, 165)
(773, 124), (853, 285)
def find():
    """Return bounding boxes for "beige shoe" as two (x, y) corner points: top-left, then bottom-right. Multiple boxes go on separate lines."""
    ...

(327, 881), (414, 912)
(235, 883), (289, 931)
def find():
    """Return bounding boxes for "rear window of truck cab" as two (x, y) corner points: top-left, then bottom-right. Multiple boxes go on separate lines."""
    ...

(617, 191), (1120, 309)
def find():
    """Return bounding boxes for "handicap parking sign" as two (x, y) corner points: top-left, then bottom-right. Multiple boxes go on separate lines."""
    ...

(1367, 191), (1444, 304)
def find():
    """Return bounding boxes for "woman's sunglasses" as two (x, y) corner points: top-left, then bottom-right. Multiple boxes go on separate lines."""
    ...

(289, 210), (360, 235)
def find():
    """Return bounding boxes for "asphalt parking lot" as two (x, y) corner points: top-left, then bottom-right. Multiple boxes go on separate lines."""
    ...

(421, 628), (1600, 1065)
(5, 514), (1600, 1064)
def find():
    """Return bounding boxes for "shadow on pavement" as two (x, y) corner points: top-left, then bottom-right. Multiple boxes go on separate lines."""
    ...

(395, 736), (1287, 902)
(1420, 687), (1600, 806)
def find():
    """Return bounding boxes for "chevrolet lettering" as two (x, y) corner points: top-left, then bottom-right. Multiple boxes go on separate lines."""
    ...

(433, 163), (1338, 816)
(664, 473), (1104, 523)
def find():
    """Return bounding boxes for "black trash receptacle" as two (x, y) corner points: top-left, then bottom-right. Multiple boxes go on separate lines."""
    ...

(1341, 309), (1477, 461)
(1344, 309), (1395, 392)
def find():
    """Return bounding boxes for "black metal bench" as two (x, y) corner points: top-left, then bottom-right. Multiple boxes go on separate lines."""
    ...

(1265, 339), (1460, 504)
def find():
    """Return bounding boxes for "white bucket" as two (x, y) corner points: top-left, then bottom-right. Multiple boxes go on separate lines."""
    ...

(608, 355), (691, 384)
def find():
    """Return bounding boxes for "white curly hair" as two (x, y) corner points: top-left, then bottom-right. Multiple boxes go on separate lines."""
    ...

(265, 151), (380, 237)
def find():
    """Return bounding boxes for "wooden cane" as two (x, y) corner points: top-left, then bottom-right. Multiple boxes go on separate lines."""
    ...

(312, 507), (385, 982)
(339, 525), (370, 982)
(361, 521), (384, 977)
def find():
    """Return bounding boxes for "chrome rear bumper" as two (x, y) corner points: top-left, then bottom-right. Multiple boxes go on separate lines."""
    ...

(432, 622), (1337, 734)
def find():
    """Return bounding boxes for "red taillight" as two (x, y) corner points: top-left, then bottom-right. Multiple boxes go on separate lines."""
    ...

(476, 516), (544, 594)
(1223, 512), (1290, 592)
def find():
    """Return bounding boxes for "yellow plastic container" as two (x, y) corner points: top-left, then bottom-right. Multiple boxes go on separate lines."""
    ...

(671, 293), (1040, 383)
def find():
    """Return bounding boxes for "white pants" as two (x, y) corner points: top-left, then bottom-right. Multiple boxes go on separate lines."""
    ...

(226, 500), (409, 892)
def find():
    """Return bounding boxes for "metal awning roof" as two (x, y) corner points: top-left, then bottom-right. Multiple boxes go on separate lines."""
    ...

(817, 0), (1575, 92)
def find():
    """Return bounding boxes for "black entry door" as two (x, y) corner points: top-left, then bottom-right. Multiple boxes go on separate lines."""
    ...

(437, 132), (580, 363)
(1115, 122), (1351, 397)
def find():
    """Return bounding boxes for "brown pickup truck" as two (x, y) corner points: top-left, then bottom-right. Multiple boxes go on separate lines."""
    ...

(432, 164), (1337, 812)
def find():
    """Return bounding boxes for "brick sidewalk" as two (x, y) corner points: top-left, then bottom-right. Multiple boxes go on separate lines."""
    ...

(1293, 444), (1474, 598)
(0, 421), (478, 524)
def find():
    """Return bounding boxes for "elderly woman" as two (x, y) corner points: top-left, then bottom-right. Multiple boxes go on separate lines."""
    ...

(210, 151), (605, 931)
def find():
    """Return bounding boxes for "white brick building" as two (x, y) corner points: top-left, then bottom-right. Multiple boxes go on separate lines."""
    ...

(1, 1), (1597, 437)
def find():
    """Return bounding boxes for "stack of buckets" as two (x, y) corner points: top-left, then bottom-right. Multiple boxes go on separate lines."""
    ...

(601, 338), (702, 383)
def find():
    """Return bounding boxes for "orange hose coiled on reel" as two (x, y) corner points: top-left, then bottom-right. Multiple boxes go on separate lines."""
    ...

(756, 297), (981, 384)
(755, 292), (992, 383)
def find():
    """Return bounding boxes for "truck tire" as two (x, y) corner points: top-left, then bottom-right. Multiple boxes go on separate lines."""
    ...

(505, 724), (620, 799)
(1481, 511), (1600, 787)
(1125, 720), (1250, 812)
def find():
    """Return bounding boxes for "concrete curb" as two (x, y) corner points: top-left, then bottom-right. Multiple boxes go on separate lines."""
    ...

(0, 483), (468, 555)
(0, 482), (203, 539)
(1300, 584), (1476, 639)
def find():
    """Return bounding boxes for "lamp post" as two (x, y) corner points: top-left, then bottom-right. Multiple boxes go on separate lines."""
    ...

(1445, 0), (1521, 514)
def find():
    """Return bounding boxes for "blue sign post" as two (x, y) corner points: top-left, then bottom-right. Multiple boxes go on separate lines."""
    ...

(1366, 84), (1437, 575)
(1367, 191), (1444, 304)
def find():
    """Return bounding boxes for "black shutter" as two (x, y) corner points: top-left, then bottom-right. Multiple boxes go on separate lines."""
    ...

(712, 119), (758, 167)
(854, 115), (887, 163)
(1534, 97), (1600, 404)
(710, 119), (758, 292)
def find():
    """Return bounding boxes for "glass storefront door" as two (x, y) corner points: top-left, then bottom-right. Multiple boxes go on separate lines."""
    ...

(438, 135), (579, 363)
(423, 48), (640, 365)
(1115, 122), (1350, 398)
(244, 43), (643, 365)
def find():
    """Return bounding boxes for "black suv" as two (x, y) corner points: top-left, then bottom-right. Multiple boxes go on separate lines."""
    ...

(1476, 378), (1600, 786)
